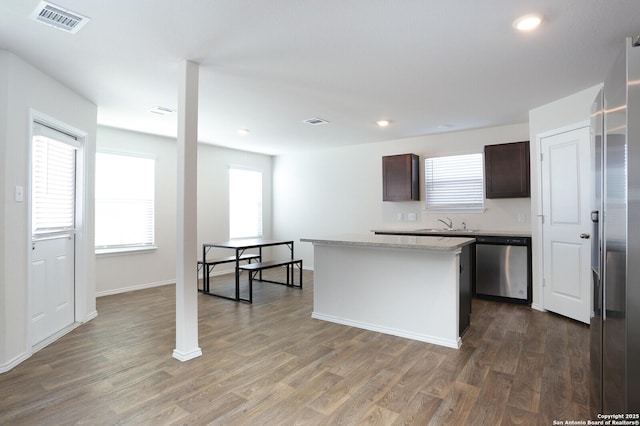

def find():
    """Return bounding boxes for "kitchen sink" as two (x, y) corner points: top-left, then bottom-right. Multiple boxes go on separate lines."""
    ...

(416, 228), (475, 233)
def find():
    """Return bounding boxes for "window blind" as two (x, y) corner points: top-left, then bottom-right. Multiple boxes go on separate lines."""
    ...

(424, 153), (484, 211)
(229, 168), (263, 239)
(31, 125), (77, 235)
(95, 152), (155, 250)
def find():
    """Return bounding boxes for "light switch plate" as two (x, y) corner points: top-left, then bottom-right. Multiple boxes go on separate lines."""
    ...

(15, 185), (24, 202)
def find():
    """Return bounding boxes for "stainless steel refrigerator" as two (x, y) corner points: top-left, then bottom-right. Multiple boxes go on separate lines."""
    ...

(590, 36), (640, 415)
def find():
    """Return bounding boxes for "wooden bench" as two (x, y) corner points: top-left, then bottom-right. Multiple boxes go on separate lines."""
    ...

(238, 258), (303, 303)
(197, 253), (260, 294)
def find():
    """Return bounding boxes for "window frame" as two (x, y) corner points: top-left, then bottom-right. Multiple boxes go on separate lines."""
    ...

(424, 152), (485, 213)
(228, 166), (264, 240)
(95, 151), (157, 254)
(31, 124), (79, 237)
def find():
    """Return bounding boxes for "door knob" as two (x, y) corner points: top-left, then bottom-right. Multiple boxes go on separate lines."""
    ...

(580, 233), (590, 239)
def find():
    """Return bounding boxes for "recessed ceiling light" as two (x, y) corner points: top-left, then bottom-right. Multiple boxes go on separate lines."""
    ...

(513, 14), (542, 31)
(376, 120), (390, 127)
(437, 124), (455, 130)
(237, 129), (250, 136)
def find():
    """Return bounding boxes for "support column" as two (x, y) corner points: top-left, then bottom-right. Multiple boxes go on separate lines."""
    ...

(173, 60), (202, 362)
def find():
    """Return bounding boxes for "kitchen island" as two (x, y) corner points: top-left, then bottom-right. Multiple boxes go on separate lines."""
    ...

(301, 234), (474, 349)
(373, 228), (532, 305)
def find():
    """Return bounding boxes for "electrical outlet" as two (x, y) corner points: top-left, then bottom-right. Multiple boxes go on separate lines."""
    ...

(407, 212), (417, 221)
(517, 213), (525, 223)
(396, 212), (403, 221)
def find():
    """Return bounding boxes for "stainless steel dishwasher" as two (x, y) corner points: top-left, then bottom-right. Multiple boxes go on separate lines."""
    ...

(475, 235), (531, 304)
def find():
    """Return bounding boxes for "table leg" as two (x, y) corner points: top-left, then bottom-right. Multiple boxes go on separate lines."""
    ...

(259, 246), (263, 281)
(235, 248), (240, 301)
(205, 264), (210, 293)
(290, 242), (295, 284)
(203, 244), (209, 293)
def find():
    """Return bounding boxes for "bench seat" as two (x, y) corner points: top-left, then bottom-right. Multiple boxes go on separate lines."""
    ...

(238, 258), (303, 303)
(198, 253), (260, 293)
(238, 258), (301, 271)
(198, 253), (260, 267)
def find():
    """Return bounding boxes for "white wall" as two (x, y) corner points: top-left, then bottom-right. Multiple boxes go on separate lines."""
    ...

(0, 51), (8, 364)
(0, 50), (97, 371)
(196, 138), (274, 261)
(528, 84), (602, 310)
(95, 126), (273, 295)
(273, 122), (531, 269)
(95, 127), (177, 295)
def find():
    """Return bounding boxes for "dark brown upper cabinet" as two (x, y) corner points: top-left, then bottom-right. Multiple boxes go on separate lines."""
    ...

(484, 141), (530, 198)
(382, 154), (420, 201)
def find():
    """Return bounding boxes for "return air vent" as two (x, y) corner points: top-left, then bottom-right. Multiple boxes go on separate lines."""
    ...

(30, 1), (90, 34)
(303, 117), (329, 126)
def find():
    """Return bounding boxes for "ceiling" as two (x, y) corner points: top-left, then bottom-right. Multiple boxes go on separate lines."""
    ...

(0, 1), (638, 156)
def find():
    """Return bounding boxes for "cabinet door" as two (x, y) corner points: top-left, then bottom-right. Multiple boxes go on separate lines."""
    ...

(383, 154), (419, 201)
(484, 141), (530, 198)
(459, 244), (472, 336)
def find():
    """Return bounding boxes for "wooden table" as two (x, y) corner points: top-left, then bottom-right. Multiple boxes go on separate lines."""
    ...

(203, 239), (295, 302)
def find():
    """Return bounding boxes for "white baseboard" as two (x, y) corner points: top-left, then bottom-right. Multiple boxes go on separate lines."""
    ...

(32, 322), (82, 354)
(531, 303), (545, 312)
(311, 312), (461, 349)
(96, 279), (175, 297)
(1, 317), (98, 374)
(0, 352), (31, 374)
(84, 310), (98, 322)
(172, 347), (203, 362)
(98, 267), (312, 298)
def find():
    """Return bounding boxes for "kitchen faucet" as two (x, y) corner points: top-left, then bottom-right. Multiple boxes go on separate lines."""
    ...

(438, 217), (453, 230)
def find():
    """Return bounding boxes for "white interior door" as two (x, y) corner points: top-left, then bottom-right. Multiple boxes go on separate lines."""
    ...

(540, 126), (591, 324)
(30, 122), (78, 345)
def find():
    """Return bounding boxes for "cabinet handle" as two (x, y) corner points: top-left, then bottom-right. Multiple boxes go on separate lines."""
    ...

(580, 233), (590, 239)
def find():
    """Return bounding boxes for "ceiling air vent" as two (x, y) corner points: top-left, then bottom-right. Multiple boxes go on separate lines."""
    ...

(30, 1), (90, 34)
(149, 106), (176, 116)
(303, 117), (329, 126)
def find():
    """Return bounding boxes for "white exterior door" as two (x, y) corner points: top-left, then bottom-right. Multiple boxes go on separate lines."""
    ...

(31, 236), (75, 345)
(30, 122), (78, 345)
(540, 126), (592, 324)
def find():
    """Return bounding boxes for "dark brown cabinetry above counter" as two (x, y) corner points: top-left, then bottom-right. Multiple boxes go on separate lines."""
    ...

(382, 153), (420, 201)
(484, 141), (530, 198)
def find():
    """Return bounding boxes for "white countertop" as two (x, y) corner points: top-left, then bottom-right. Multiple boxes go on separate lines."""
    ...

(371, 228), (532, 238)
(301, 233), (475, 251)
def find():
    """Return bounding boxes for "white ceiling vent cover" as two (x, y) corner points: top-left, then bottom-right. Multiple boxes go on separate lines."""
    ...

(30, 1), (90, 34)
(149, 106), (176, 116)
(303, 117), (329, 126)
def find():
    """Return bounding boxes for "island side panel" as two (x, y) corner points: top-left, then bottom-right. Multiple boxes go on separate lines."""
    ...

(311, 243), (461, 348)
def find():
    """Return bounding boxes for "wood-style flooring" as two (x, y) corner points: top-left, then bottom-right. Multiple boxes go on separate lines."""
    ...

(0, 270), (590, 425)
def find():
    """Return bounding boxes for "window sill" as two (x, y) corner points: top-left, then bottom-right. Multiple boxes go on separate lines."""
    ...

(96, 246), (157, 257)
(425, 208), (487, 214)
